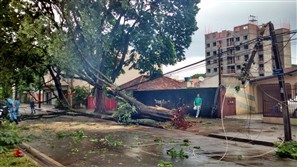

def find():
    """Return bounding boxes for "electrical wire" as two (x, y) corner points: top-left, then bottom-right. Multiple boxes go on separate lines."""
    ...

(218, 85), (229, 161)
(214, 30), (297, 160)
(121, 28), (297, 91)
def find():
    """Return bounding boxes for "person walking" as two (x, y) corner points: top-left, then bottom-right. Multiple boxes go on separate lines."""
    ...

(14, 97), (20, 116)
(194, 94), (202, 118)
(4, 96), (18, 124)
(30, 100), (36, 115)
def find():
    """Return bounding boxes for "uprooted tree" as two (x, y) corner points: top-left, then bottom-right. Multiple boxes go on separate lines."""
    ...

(9, 0), (200, 121)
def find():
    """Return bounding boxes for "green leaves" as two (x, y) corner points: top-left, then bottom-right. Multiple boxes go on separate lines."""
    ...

(71, 86), (91, 107)
(0, 121), (24, 153)
(275, 141), (297, 159)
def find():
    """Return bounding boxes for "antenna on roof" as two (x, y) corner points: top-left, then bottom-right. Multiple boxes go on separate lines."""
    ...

(248, 15), (258, 25)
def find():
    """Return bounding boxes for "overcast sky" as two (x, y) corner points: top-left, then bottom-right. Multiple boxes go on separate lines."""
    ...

(164, 0), (297, 79)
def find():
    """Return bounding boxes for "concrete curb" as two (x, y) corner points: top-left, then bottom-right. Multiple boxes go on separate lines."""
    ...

(19, 143), (65, 167)
(208, 133), (274, 147)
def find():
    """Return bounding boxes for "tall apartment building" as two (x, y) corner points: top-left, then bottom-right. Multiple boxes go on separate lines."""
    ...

(205, 23), (291, 77)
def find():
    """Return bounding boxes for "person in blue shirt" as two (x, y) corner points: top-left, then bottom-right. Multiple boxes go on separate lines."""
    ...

(30, 100), (35, 115)
(14, 97), (20, 116)
(4, 96), (18, 124)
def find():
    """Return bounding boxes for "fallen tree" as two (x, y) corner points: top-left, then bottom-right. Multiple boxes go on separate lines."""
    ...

(13, 0), (199, 121)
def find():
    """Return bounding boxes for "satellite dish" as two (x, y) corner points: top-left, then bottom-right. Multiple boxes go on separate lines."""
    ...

(198, 76), (205, 81)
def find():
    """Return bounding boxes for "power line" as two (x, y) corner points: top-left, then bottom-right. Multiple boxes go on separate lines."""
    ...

(120, 29), (297, 91)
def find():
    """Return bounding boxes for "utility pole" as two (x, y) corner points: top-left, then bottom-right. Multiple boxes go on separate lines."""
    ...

(211, 47), (222, 118)
(268, 22), (292, 141)
(218, 47), (222, 116)
(218, 47), (222, 87)
(239, 24), (268, 85)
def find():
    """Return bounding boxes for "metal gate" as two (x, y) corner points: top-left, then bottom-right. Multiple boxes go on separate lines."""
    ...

(261, 84), (292, 117)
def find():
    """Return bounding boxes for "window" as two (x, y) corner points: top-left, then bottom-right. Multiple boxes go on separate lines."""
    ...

(244, 45), (248, 49)
(213, 42), (216, 47)
(236, 37), (240, 41)
(213, 51), (217, 55)
(244, 35), (248, 40)
(207, 69), (211, 73)
(236, 46), (240, 51)
(207, 60), (211, 65)
(236, 65), (241, 70)
(259, 73), (264, 76)
(227, 47), (233, 55)
(214, 68), (217, 72)
(236, 56), (240, 60)
(259, 54), (264, 61)
(259, 64), (264, 70)
(218, 40), (222, 46)
(213, 59), (217, 64)
(244, 55), (249, 61)
(207, 52), (210, 56)
(207, 43), (210, 48)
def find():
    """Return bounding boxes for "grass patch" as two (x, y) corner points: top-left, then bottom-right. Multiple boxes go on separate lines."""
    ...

(0, 149), (39, 167)
(200, 121), (212, 125)
(157, 160), (173, 167)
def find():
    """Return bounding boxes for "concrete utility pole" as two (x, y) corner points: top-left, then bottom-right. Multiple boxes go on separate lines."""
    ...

(211, 47), (222, 118)
(268, 22), (292, 141)
(218, 47), (222, 87)
(239, 24), (268, 85)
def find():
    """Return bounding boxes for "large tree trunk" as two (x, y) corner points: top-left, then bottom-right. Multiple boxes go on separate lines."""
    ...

(47, 66), (67, 108)
(94, 86), (106, 113)
(116, 91), (173, 122)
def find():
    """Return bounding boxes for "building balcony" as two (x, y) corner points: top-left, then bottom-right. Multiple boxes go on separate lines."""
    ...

(227, 69), (236, 73)
(259, 67), (264, 73)
(258, 58), (264, 63)
(227, 60), (235, 65)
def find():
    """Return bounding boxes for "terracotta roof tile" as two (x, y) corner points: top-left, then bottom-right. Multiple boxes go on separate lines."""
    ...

(120, 76), (183, 90)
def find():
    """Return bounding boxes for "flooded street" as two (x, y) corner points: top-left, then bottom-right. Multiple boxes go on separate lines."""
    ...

(19, 115), (297, 167)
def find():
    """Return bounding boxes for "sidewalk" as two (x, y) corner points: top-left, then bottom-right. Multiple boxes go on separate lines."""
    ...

(207, 114), (297, 146)
(19, 104), (58, 115)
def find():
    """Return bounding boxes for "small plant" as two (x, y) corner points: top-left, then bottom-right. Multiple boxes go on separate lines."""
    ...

(181, 139), (190, 146)
(99, 134), (123, 148)
(235, 85), (240, 93)
(157, 160), (173, 167)
(271, 126), (278, 130)
(166, 148), (188, 159)
(71, 130), (87, 142)
(167, 148), (178, 158)
(275, 141), (297, 159)
(171, 108), (192, 129)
